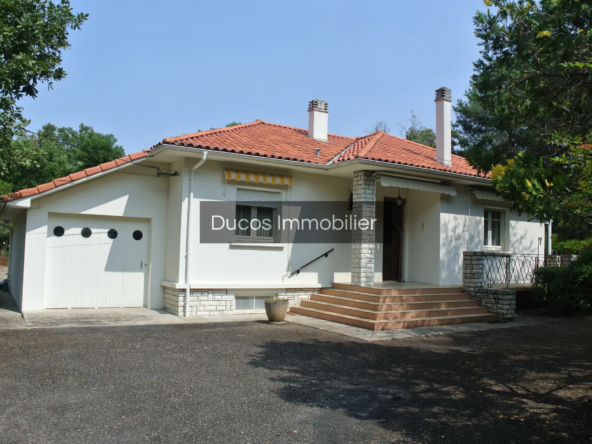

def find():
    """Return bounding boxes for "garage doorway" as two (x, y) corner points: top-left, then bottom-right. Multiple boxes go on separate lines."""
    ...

(45, 214), (150, 309)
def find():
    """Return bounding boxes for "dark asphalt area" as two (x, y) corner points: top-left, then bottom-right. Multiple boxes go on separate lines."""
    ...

(0, 318), (591, 444)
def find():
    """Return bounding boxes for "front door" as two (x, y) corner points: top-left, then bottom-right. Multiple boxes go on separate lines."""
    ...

(382, 197), (405, 281)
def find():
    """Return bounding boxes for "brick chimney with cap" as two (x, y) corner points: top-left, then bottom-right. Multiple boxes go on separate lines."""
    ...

(308, 99), (329, 142)
(435, 87), (452, 167)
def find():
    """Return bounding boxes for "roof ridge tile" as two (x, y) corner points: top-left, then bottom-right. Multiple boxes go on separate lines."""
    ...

(355, 131), (385, 159)
(163, 120), (265, 143)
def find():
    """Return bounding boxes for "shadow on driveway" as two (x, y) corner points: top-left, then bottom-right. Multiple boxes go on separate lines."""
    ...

(249, 318), (592, 443)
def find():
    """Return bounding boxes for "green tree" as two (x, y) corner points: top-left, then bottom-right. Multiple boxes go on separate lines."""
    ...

(454, 0), (592, 234)
(56, 123), (125, 171)
(398, 111), (436, 147)
(0, 1), (87, 181)
(492, 136), (592, 233)
(454, 0), (592, 173)
(4, 123), (124, 192)
(197, 122), (242, 132)
(366, 121), (391, 134)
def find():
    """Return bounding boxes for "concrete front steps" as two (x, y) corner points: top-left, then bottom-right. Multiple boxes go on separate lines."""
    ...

(290, 284), (498, 331)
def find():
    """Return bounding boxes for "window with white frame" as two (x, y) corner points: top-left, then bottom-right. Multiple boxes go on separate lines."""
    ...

(234, 188), (279, 242)
(484, 209), (503, 248)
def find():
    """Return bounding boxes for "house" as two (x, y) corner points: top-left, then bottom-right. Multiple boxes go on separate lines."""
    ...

(0, 88), (545, 326)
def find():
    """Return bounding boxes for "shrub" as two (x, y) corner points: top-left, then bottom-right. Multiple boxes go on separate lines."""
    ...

(553, 237), (592, 254)
(534, 247), (592, 315)
(264, 298), (288, 303)
(0, 256), (7, 267)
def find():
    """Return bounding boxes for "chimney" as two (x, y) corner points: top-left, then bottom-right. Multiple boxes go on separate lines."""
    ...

(308, 99), (328, 141)
(434, 87), (452, 167)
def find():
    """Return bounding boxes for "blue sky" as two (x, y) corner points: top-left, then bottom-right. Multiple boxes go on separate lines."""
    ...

(20, 0), (484, 154)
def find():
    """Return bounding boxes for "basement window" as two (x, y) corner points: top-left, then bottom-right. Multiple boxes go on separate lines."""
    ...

(235, 296), (269, 311)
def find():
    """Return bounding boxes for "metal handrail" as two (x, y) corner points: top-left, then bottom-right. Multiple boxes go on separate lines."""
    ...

(289, 248), (335, 277)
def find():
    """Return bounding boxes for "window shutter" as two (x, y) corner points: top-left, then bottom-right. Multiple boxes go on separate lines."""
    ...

(236, 189), (279, 208)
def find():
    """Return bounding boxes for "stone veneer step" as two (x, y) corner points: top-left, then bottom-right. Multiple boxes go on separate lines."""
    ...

(300, 300), (490, 321)
(290, 306), (498, 331)
(320, 288), (471, 303)
(290, 283), (498, 331)
(311, 293), (477, 311)
(331, 283), (464, 296)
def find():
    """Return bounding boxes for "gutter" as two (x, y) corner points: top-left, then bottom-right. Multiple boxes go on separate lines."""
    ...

(160, 144), (332, 170)
(184, 152), (208, 317)
(160, 144), (492, 184)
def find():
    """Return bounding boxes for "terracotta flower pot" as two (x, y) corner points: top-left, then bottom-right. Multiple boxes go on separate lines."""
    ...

(265, 299), (289, 324)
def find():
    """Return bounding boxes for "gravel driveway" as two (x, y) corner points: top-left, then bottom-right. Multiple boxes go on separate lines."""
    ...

(0, 318), (590, 443)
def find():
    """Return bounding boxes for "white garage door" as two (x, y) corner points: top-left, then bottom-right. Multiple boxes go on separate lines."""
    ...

(45, 214), (150, 309)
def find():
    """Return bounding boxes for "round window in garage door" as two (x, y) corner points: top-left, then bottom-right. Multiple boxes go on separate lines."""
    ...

(81, 227), (92, 238)
(108, 229), (118, 239)
(53, 226), (65, 237)
(133, 230), (143, 240)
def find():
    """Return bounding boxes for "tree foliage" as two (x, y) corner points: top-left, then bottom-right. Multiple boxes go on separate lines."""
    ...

(398, 111), (436, 147)
(366, 121), (391, 134)
(454, 0), (592, 173)
(0, 1), (87, 162)
(455, 0), (592, 235)
(4, 123), (124, 192)
(492, 136), (592, 233)
(534, 247), (592, 315)
(197, 122), (242, 132)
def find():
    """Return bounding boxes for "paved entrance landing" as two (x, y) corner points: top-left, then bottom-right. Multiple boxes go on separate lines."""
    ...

(362, 281), (462, 290)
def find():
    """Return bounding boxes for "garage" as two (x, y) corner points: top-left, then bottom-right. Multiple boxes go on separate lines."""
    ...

(45, 214), (150, 309)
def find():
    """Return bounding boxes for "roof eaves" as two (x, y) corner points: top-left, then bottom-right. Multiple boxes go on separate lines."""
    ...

(2, 151), (150, 203)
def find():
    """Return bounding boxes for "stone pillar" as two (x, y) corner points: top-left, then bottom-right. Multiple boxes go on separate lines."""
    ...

(471, 288), (516, 321)
(546, 255), (562, 268)
(462, 251), (485, 293)
(561, 254), (578, 267)
(351, 171), (376, 286)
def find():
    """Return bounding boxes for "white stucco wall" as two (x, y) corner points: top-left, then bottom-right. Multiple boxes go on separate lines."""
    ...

(405, 189), (441, 285)
(8, 212), (27, 310)
(164, 158), (185, 283)
(10, 152), (548, 310)
(182, 159), (353, 288)
(19, 169), (169, 311)
(439, 188), (545, 285)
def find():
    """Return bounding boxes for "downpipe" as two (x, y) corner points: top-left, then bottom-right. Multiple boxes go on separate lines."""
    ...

(184, 153), (208, 317)
(0, 220), (12, 292)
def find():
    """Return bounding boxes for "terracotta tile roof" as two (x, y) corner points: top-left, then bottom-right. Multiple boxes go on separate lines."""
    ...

(1, 150), (150, 202)
(158, 120), (356, 165)
(336, 130), (482, 177)
(2, 119), (487, 202)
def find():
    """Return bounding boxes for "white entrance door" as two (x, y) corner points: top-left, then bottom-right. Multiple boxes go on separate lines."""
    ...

(45, 214), (150, 308)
